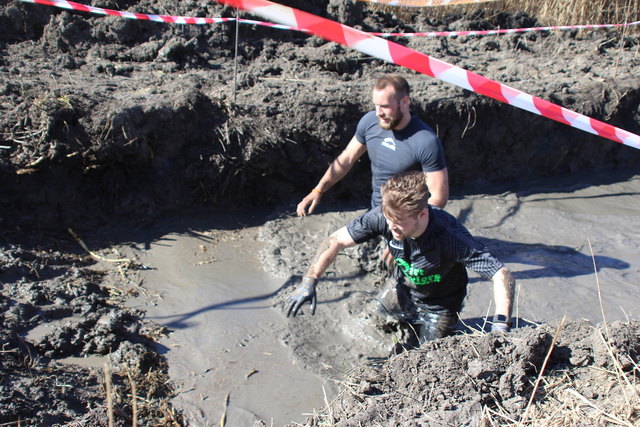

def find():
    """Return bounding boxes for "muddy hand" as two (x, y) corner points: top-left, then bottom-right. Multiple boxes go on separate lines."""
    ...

(296, 190), (322, 217)
(286, 276), (318, 317)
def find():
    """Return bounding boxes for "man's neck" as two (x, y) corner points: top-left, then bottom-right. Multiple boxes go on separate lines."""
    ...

(393, 112), (412, 131)
(409, 207), (430, 239)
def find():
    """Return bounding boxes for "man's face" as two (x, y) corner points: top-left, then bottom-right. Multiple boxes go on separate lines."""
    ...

(384, 208), (422, 240)
(372, 86), (405, 130)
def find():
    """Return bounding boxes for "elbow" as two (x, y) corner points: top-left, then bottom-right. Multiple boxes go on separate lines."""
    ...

(429, 194), (449, 209)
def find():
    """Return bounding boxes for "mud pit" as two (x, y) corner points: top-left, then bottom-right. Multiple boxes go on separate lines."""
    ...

(1, 0), (640, 425)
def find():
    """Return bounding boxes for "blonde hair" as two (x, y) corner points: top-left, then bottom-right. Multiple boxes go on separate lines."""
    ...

(381, 171), (430, 219)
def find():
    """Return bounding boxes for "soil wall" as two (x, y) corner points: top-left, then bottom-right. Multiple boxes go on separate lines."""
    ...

(1, 0), (639, 230)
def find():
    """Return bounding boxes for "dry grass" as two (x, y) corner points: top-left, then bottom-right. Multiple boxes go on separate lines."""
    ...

(501, 0), (640, 27)
(311, 321), (640, 427)
(489, 336), (640, 426)
(369, 0), (640, 27)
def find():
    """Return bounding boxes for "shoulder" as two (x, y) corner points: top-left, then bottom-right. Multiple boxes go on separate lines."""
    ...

(409, 115), (437, 134)
(428, 207), (465, 237)
(347, 207), (386, 243)
(405, 117), (446, 166)
(408, 117), (438, 143)
(429, 207), (486, 249)
(358, 111), (378, 127)
(355, 111), (379, 142)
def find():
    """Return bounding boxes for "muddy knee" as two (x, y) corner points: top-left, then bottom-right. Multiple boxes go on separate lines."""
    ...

(415, 311), (457, 343)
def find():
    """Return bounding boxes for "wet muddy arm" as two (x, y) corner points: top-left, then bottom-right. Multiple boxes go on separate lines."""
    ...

(305, 227), (357, 279)
(491, 267), (515, 323)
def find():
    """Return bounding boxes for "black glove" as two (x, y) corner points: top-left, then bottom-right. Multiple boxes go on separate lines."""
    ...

(491, 314), (511, 333)
(286, 276), (317, 317)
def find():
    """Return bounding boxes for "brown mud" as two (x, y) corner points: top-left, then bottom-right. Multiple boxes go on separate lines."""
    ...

(1, 0), (640, 425)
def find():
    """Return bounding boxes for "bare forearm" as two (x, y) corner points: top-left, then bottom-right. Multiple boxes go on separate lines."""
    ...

(492, 267), (515, 319)
(305, 235), (343, 278)
(315, 156), (355, 193)
(304, 227), (356, 278)
(314, 138), (366, 193)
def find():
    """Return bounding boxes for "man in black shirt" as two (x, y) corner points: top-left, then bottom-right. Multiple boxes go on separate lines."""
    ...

(286, 171), (514, 342)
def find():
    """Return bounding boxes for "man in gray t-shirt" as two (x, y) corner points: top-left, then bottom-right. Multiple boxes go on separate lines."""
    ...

(355, 110), (446, 208)
(297, 74), (448, 216)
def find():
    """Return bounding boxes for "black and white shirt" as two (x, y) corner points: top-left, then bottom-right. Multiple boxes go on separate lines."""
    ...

(347, 206), (504, 300)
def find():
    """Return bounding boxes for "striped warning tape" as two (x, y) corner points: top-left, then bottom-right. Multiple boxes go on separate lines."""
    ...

(17, 0), (640, 148)
(18, 0), (235, 24)
(212, 0), (639, 149)
(19, 0), (640, 37)
(19, 0), (312, 31)
(357, 0), (498, 7)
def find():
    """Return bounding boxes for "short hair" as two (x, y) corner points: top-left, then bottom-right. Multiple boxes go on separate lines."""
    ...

(381, 171), (430, 219)
(374, 74), (410, 100)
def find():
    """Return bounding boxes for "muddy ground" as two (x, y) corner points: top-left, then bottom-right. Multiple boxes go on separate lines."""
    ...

(1, 0), (640, 425)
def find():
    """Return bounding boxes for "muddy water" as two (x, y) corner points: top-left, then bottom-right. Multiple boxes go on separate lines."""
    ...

(123, 173), (640, 426)
(123, 212), (333, 426)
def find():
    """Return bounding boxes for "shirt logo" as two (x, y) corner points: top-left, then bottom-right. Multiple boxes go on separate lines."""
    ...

(396, 258), (442, 286)
(381, 137), (396, 151)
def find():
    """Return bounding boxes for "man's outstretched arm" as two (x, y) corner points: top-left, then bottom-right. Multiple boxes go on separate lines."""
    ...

(286, 227), (357, 317)
(305, 227), (357, 278)
(297, 137), (367, 216)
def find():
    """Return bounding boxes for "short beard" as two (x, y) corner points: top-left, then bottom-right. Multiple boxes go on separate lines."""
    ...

(379, 111), (403, 130)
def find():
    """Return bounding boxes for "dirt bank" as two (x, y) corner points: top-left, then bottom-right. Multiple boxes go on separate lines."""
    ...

(1, 0), (639, 424)
(2, 0), (640, 229)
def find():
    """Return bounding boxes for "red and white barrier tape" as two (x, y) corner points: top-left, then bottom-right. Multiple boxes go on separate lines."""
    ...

(18, 0), (235, 24)
(18, 0), (640, 149)
(213, 0), (639, 149)
(18, 0), (313, 31)
(19, 0), (640, 37)
(357, 0), (497, 7)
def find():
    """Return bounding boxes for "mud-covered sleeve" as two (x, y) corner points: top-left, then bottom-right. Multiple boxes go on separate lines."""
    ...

(346, 208), (387, 244)
(416, 130), (447, 172)
(354, 112), (375, 144)
(444, 224), (504, 280)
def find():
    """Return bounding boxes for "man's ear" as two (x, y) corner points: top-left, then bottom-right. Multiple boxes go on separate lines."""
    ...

(418, 207), (429, 220)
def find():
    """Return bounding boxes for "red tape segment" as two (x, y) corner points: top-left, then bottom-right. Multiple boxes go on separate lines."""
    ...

(213, 0), (639, 150)
(18, 0), (640, 149)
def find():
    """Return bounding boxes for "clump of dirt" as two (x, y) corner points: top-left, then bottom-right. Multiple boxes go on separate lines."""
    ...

(0, 230), (181, 425)
(1, 0), (639, 424)
(304, 320), (640, 426)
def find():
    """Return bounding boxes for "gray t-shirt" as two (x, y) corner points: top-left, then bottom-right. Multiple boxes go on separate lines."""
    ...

(355, 111), (447, 208)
